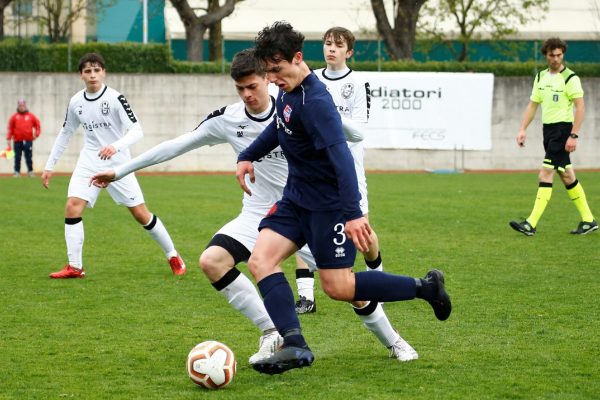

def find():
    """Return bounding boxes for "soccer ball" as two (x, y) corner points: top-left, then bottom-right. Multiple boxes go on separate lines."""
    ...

(186, 341), (237, 389)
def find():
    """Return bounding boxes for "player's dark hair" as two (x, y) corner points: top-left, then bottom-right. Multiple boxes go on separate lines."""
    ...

(255, 21), (304, 63)
(323, 27), (356, 52)
(230, 48), (265, 80)
(78, 53), (106, 72)
(541, 37), (567, 55)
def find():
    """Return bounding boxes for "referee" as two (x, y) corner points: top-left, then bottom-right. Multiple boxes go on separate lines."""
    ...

(510, 37), (596, 236)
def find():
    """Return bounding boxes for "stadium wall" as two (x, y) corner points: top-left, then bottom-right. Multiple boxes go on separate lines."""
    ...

(1, 72), (599, 174)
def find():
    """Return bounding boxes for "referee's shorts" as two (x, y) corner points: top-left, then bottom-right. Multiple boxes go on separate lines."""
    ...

(542, 122), (573, 172)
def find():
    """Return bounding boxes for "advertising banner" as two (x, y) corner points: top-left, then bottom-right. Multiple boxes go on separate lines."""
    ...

(360, 72), (494, 150)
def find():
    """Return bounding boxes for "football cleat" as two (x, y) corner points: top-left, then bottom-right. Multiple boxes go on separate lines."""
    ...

(168, 255), (186, 275)
(49, 264), (85, 279)
(422, 269), (452, 321)
(252, 345), (314, 375)
(388, 337), (419, 362)
(509, 220), (536, 236)
(570, 220), (598, 235)
(295, 296), (316, 314)
(249, 330), (284, 364)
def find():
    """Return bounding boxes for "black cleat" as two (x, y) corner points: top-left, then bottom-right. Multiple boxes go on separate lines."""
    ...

(422, 269), (452, 321)
(509, 220), (536, 236)
(252, 345), (314, 375)
(295, 296), (316, 314)
(570, 220), (598, 235)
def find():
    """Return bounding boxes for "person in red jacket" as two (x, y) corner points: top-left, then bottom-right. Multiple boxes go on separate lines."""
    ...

(7, 98), (41, 177)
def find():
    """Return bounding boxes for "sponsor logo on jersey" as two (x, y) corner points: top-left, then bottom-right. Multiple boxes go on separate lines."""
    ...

(101, 101), (110, 116)
(117, 95), (137, 123)
(83, 121), (113, 131)
(283, 104), (292, 123)
(256, 150), (285, 162)
(76, 106), (83, 116)
(341, 83), (354, 99)
(335, 246), (346, 258)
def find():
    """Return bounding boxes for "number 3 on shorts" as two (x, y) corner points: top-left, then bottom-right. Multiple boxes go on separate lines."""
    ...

(333, 223), (346, 246)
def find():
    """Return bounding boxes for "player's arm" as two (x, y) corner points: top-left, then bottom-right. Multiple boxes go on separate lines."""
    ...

(565, 97), (584, 153)
(517, 101), (539, 147)
(236, 120), (279, 195)
(91, 115), (227, 186)
(324, 142), (371, 252)
(42, 103), (79, 189)
(340, 116), (364, 142)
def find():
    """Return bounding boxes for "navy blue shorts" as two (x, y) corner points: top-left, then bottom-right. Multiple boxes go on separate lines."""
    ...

(258, 197), (357, 269)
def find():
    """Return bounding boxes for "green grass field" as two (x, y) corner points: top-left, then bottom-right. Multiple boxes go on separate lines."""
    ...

(1, 172), (598, 399)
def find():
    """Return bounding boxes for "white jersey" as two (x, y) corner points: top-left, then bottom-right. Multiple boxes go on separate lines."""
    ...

(115, 96), (287, 214)
(45, 85), (142, 171)
(44, 85), (146, 208)
(315, 67), (370, 213)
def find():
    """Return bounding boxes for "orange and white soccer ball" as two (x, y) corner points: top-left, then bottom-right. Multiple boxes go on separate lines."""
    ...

(186, 341), (237, 389)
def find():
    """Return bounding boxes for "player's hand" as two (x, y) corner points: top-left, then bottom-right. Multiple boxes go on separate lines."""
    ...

(41, 170), (52, 189)
(516, 130), (526, 147)
(345, 217), (373, 253)
(236, 161), (255, 196)
(565, 137), (577, 153)
(98, 145), (117, 160)
(89, 169), (116, 188)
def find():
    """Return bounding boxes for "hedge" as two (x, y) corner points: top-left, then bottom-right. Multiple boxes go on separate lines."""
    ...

(0, 39), (173, 73)
(2, 40), (600, 76)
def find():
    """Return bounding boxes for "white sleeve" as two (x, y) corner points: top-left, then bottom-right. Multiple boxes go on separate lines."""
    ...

(114, 118), (226, 180)
(44, 127), (75, 171)
(341, 116), (364, 142)
(111, 122), (143, 151)
(44, 102), (79, 171)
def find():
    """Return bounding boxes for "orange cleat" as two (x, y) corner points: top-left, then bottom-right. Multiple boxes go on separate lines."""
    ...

(168, 255), (186, 276)
(49, 264), (85, 279)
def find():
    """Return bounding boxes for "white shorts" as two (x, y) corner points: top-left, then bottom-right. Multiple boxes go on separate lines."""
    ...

(68, 151), (144, 208)
(216, 208), (317, 271)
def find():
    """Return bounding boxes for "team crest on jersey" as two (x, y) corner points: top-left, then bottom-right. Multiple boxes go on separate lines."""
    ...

(283, 104), (292, 123)
(101, 101), (110, 116)
(341, 83), (354, 99)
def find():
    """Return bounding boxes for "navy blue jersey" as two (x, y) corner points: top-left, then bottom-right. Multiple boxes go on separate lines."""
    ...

(239, 72), (362, 221)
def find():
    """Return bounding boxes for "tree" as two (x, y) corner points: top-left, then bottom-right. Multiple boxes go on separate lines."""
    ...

(36, 0), (87, 42)
(169, 0), (243, 62)
(0, 0), (14, 40)
(207, 0), (222, 62)
(370, 0), (427, 61)
(419, 0), (549, 61)
(35, 0), (115, 43)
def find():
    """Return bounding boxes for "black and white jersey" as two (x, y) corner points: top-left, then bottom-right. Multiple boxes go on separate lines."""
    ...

(45, 85), (142, 171)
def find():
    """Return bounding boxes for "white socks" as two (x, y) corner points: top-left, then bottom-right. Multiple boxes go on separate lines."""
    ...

(354, 302), (399, 348)
(65, 219), (84, 268)
(219, 272), (275, 333)
(143, 214), (177, 258)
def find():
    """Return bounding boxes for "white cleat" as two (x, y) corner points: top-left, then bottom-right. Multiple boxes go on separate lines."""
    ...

(249, 330), (284, 365)
(388, 337), (419, 362)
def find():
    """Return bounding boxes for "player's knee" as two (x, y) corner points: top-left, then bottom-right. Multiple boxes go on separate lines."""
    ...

(199, 250), (224, 276)
(321, 281), (353, 301)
